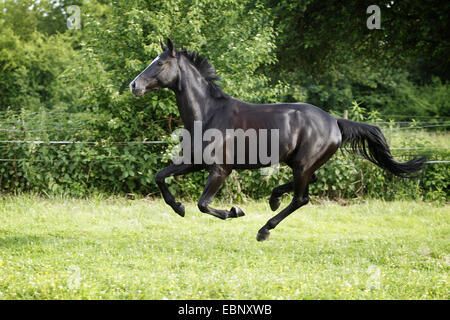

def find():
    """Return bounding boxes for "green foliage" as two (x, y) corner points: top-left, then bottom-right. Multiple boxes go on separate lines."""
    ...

(0, 29), (78, 111)
(0, 108), (447, 202)
(264, 0), (450, 82)
(0, 0), (448, 202)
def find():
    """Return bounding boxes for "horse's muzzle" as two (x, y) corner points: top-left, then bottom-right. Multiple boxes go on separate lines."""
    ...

(130, 78), (159, 96)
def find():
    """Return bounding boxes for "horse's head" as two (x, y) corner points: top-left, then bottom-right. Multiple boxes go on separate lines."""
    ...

(130, 38), (180, 96)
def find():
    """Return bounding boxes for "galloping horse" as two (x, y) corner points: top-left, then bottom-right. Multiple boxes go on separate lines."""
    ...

(130, 39), (426, 241)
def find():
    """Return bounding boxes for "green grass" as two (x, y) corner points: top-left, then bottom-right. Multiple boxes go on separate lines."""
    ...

(0, 195), (448, 300)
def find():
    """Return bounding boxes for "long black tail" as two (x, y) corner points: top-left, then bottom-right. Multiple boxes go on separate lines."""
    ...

(337, 118), (427, 177)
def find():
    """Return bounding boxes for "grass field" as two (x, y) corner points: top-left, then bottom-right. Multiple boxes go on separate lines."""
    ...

(0, 195), (448, 300)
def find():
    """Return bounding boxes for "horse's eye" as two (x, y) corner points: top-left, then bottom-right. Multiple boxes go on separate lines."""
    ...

(157, 61), (163, 66)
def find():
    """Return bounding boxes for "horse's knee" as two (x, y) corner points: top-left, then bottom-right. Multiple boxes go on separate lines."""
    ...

(155, 171), (165, 185)
(271, 182), (293, 198)
(292, 196), (309, 209)
(271, 186), (282, 198)
(197, 201), (209, 213)
(270, 189), (278, 199)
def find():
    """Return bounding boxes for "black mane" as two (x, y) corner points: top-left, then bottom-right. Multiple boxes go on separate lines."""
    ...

(178, 49), (228, 99)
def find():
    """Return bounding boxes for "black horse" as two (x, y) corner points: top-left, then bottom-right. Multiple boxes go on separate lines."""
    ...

(130, 39), (426, 241)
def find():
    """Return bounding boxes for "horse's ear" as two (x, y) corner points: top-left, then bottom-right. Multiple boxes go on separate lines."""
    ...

(167, 38), (176, 57)
(160, 39), (167, 51)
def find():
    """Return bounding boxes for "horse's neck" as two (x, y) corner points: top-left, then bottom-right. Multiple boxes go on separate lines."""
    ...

(174, 60), (216, 132)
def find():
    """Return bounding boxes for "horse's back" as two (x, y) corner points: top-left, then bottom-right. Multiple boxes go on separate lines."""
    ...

(224, 99), (339, 135)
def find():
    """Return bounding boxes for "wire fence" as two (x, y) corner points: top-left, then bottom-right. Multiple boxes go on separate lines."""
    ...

(0, 140), (167, 145)
(0, 110), (448, 164)
(1, 111), (450, 135)
(0, 140), (447, 164)
(0, 140), (448, 149)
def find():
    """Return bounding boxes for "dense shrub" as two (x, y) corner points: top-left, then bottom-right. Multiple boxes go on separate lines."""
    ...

(0, 1), (448, 202)
(0, 108), (448, 202)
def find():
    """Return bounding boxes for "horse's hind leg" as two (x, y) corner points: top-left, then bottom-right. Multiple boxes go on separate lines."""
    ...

(197, 166), (245, 220)
(258, 136), (339, 241)
(258, 166), (311, 241)
(269, 173), (318, 211)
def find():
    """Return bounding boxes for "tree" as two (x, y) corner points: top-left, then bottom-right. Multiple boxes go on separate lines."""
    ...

(265, 0), (449, 81)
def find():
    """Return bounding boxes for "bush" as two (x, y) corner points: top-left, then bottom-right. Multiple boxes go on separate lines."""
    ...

(0, 1), (447, 203)
(0, 108), (448, 202)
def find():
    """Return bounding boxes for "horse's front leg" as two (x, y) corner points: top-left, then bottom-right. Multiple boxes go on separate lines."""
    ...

(155, 163), (200, 217)
(197, 166), (245, 220)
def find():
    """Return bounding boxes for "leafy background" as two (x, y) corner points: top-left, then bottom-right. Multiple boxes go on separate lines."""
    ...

(0, 0), (448, 202)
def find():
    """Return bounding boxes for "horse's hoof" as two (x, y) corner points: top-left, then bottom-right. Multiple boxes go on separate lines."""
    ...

(173, 202), (185, 217)
(269, 196), (280, 211)
(230, 206), (245, 218)
(256, 228), (270, 241)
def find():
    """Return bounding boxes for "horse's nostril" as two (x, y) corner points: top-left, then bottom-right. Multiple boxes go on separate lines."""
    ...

(130, 81), (137, 94)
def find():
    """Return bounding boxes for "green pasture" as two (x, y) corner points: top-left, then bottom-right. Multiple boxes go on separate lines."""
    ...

(0, 195), (448, 299)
